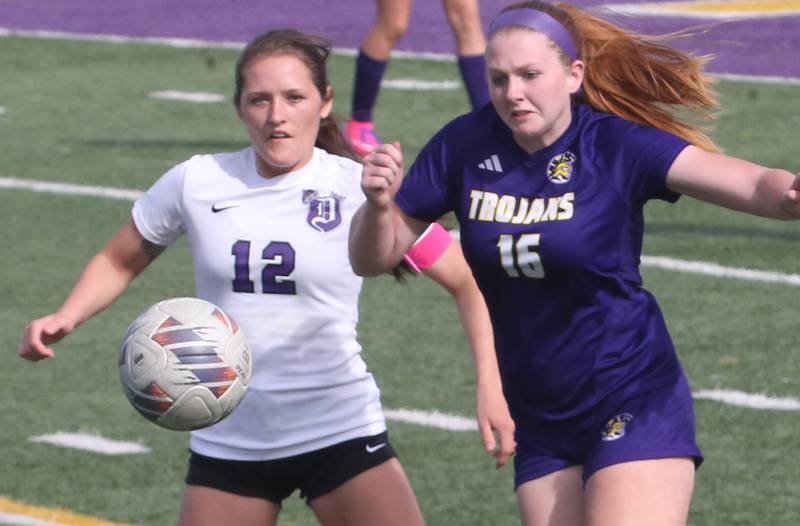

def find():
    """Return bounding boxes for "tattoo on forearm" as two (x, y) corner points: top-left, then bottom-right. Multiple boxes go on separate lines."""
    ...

(141, 239), (166, 261)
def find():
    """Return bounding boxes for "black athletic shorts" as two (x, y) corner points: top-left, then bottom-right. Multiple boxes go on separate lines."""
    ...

(185, 432), (396, 504)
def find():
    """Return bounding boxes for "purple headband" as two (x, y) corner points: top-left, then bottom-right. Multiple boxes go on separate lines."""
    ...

(488, 8), (578, 61)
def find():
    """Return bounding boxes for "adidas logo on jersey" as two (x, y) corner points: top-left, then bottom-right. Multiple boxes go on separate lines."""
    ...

(478, 154), (503, 173)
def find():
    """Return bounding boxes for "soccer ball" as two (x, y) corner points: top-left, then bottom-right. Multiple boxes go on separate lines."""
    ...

(118, 297), (252, 431)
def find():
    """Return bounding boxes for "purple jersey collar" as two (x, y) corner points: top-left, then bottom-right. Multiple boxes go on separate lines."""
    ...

(489, 8), (578, 61)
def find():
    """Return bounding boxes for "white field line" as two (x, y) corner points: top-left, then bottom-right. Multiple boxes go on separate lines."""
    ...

(0, 513), (68, 526)
(694, 389), (800, 411)
(0, 27), (246, 50)
(28, 432), (151, 454)
(0, 497), (134, 526)
(1, 28), (799, 85)
(641, 255), (800, 286)
(145, 80), (459, 107)
(0, 106), (6, 115)
(385, 408), (479, 431)
(604, 2), (800, 20)
(382, 79), (460, 91)
(713, 73), (800, 86)
(148, 90), (225, 103)
(0, 177), (143, 201)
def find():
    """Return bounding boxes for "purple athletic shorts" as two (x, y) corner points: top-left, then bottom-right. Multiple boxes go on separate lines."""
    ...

(514, 372), (703, 488)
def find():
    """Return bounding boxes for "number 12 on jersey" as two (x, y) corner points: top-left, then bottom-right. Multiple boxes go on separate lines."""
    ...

(497, 233), (545, 279)
(231, 240), (297, 294)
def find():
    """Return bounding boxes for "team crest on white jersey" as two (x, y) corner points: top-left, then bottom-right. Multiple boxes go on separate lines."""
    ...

(546, 151), (576, 184)
(600, 413), (633, 441)
(302, 190), (343, 233)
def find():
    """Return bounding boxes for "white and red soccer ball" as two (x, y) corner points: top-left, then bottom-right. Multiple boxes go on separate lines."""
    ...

(118, 297), (251, 431)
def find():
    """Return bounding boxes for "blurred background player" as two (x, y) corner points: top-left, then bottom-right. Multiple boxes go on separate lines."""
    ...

(345, 0), (490, 156)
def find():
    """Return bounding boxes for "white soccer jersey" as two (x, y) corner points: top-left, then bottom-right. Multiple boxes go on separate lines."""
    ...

(132, 147), (386, 460)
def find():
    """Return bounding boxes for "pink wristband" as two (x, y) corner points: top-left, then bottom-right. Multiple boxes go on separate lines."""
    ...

(403, 223), (452, 272)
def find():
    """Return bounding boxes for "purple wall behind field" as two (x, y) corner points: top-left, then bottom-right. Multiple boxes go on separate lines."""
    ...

(0, 0), (797, 77)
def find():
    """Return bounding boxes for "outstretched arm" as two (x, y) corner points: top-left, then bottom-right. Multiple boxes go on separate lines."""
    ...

(667, 146), (800, 219)
(413, 228), (516, 468)
(19, 219), (163, 361)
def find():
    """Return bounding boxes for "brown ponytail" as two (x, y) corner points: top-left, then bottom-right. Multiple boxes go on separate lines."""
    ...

(497, 2), (720, 151)
(317, 113), (359, 161)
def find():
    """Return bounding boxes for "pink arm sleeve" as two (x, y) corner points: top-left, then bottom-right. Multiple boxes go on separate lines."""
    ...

(402, 222), (452, 272)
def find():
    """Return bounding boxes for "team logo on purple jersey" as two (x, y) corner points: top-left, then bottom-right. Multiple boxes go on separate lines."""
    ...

(303, 189), (344, 233)
(600, 413), (633, 441)
(546, 151), (576, 184)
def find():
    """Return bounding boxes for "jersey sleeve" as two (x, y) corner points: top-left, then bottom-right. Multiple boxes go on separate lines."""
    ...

(608, 122), (689, 205)
(402, 222), (453, 272)
(131, 161), (187, 246)
(395, 127), (454, 222)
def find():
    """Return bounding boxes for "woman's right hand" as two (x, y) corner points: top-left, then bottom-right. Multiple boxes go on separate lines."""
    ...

(361, 142), (404, 209)
(19, 313), (76, 361)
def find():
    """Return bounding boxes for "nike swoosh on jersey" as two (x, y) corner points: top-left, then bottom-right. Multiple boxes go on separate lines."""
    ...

(211, 203), (239, 213)
(365, 442), (387, 453)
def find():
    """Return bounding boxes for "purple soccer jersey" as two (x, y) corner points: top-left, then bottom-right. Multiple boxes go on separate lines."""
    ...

(396, 104), (691, 429)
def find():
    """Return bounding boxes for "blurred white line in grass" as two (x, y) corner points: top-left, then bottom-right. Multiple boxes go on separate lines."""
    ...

(28, 432), (150, 455)
(641, 255), (800, 286)
(382, 79), (460, 90)
(148, 90), (225, 103)
(714, 73), (800, 86)
(384, 408), (478, 431)
(0, 512), (70, 525)
(604, 2), (800, 20)
(0, 106), (6, 115)
(0, 513), (71, 525)
(694, 389), (800, 411)
(0, 177), (142, 201)
(0, 496), (134, 526)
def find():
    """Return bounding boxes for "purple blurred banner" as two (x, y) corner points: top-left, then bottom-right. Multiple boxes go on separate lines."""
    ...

(0, 0), (797, 77)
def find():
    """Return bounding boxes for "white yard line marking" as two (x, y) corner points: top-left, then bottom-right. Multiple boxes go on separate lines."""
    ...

(0, 497), (133, 526)
(0, 513), (71, 526)
(144, 82), (462, 101)
(694, 389), (800, 410)
(28, 432), (150, 455)
(712, 73), (800, 86)
(0, 106), (6, 115)
(641, 255), (800, 286)
(605, 1), (800, 19)
(382, 79), (460, 90)
(0, 177), (143, 201)
(0, 27), (245, 50)
(2, 28), (799, 85)
(148, 90), (225, 103)
(384, 408), (478, 431)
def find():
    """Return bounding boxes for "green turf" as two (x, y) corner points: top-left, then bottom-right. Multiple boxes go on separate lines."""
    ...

(1, 35), (798, 525)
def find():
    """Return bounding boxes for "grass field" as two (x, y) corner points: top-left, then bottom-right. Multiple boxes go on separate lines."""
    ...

(1, 35), (799, 525)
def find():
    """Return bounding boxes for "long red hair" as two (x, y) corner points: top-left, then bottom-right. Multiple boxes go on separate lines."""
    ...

(496, 1), (720, 152)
